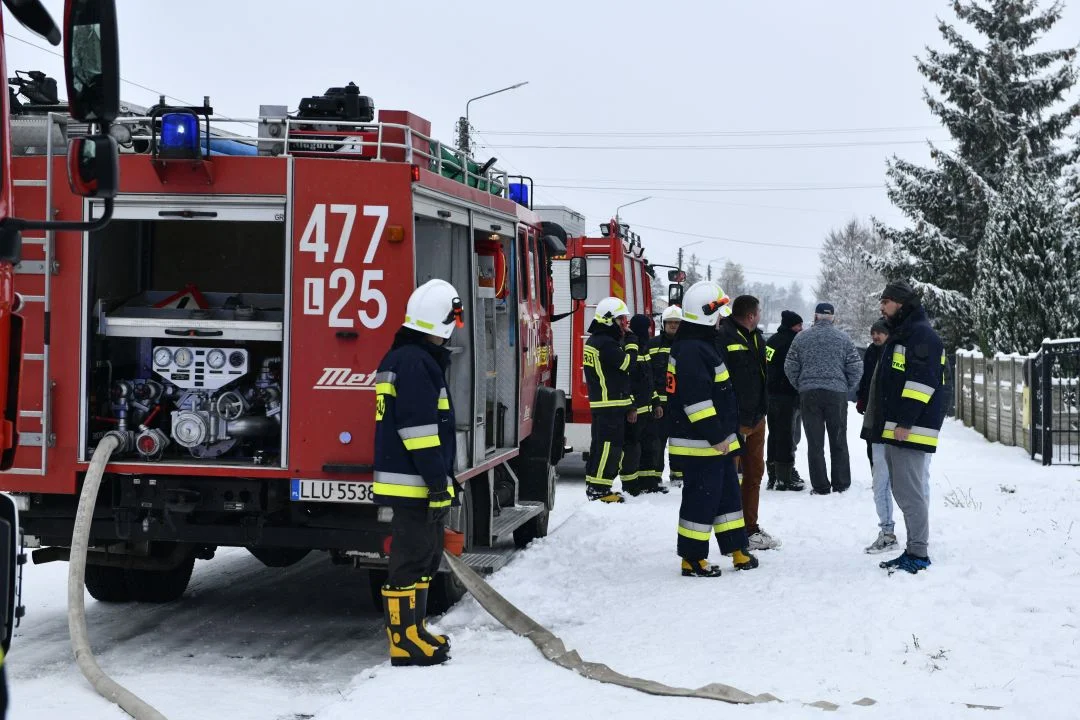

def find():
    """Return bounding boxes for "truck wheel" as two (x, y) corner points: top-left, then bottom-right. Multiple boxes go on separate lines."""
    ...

(84, 564), (134, 603)
(127, 553), (196, 603)
(513, 463), (554, 549)
(428, 483), (473, 615)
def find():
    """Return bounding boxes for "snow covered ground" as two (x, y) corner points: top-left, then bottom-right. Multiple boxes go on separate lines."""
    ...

(7, 406), (1080, 719)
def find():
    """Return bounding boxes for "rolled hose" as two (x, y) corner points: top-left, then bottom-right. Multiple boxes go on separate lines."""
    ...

(67, 434), (169, 720)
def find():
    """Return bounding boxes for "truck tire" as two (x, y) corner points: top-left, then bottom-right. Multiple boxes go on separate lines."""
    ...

(512, 510), (550, 549)
(84, 564), (134, 603)
(127, 553), (196, 603)
(247, 547), (312, 568)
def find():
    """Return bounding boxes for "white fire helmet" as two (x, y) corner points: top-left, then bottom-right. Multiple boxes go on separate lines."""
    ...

(661, 306), (683, 323)
(680, 282), (732, 327)
(402, 279), (464, 339)
(593, 296), (630, 326)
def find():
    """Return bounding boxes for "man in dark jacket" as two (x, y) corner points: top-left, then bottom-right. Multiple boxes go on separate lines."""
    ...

(765, 310), (806, 492)
(583, 297), (636, 503)
(640, 306), (681, 489)
(373, 279), (463, 667)
(621, 314), (665, 495)
(717, 295), (780, 551)
(870, 281), (945, 574)
(670, 281), (759, 576)
(784, 302), (862, 494)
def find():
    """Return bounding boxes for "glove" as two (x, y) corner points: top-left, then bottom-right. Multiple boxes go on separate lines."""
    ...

(856, 397), (866, 415)
(427, 490), (452, 524)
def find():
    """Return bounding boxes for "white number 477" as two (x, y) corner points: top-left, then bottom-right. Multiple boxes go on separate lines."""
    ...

(299, 203), (388, 264)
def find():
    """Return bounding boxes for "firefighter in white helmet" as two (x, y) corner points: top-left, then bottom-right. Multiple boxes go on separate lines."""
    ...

(372, 278), (463, 666)
(667, 282), (759, 576)
(639, 305), (683, 490)
(582, 296), (635, 503)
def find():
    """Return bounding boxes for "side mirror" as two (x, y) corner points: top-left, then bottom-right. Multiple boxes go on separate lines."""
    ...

(569, 257), (588, 301)
(67, 135), (119, 198)
(5, 0), (61, 45)
(667, 269), (686, 283)
(63, 0), (120, 123)
(668, 284), (683, 307)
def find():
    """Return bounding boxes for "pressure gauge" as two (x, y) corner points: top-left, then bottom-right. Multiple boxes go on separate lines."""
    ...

(173, 347), (194, 368)
(206, 349), (226, 370)
(153, 347), (173, 367)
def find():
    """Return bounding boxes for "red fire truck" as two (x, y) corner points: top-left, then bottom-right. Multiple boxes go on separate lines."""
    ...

(548, 220), (657, 455)
(0, 70), (588, 608)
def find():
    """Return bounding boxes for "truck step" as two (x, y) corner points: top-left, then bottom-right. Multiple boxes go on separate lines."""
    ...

(452, 548), (516, 575)
(490, 502), (545, 541)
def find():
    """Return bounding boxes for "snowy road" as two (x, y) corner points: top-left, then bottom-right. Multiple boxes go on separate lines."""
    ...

(6, 465), (590, 720)
(7, 412), (1080, 720)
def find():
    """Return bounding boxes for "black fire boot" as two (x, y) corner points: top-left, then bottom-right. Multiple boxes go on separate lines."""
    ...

(415, 576), (450, 652)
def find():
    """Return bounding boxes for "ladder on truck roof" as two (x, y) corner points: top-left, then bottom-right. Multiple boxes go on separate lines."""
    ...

(7, 112), (64, 476)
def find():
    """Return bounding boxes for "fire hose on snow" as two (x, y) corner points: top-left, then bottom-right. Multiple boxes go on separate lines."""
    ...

(443, 551), (1002, 713)
(67, 434), (170, 720)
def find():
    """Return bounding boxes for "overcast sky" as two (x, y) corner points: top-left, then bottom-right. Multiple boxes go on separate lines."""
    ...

(7, 0), (1080, 299)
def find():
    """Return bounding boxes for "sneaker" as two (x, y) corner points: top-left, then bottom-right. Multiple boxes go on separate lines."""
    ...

(880, 551), (931, 574)
(681, 558), (722, 577)
(731, 549), (759, 570)
(747, 528), (782, 550)
(864, 531), (898, 554)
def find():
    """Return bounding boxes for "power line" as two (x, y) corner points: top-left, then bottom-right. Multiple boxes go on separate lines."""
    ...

(483, 139), (946, 151)
(4, 32), (256, 127)
(544, 183), (885, 193)
(482, 125), (943, 138)
(633, 223), (821, 251)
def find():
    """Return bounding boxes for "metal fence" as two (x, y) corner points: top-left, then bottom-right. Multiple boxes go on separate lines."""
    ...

(1029, 340), (1080, 466)
(954, 340), (1080, 465)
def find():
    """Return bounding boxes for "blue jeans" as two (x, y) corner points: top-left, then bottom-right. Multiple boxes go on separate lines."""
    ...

(871, 443), (931, 534)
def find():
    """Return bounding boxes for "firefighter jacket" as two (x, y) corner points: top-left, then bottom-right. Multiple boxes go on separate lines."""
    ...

(372, 330), (458, 508)
(583, 322), (632, 410)
(623, 331), (655, 413)
(667, 323), (742, 463)
(765, 327), (798, 397)
(870, 303), (946, 454)
(648, 332), (675, 405)
(716, 317), (768, 428)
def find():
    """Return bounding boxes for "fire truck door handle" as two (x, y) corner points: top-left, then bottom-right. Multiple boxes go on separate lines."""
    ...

(165, 328), (224, 337)
(335, 331), (359, 339)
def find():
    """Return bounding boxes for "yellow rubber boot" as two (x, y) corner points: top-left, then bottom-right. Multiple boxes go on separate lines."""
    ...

(382, 585), (449, 667)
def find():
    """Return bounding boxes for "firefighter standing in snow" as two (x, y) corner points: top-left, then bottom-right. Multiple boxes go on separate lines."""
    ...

(669, 282), (759, 576)
(620, 314), (667, 495)
(640, 306), (683, 489)
(583, 297), (636, 503)
(373, 279), (463, 667)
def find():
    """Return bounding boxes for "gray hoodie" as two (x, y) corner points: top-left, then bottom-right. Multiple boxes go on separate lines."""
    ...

(784, 318), (862, 394)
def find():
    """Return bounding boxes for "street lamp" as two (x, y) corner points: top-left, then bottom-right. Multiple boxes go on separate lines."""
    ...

(615, 196), (651, 227)
(460, 81), (529, 156)
(706, 257), (725, 282)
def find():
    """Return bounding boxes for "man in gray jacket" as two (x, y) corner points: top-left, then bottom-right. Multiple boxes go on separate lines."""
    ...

(784, 303), (862, 494)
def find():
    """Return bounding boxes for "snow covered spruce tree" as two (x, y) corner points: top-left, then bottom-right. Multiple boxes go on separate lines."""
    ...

(975, 139), (1080, 353)
(870, 0), (1080, 351)
(815, 219), (887, 337)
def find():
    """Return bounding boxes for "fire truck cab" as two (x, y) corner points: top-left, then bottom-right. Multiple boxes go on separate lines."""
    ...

(2, 80), (586, 610)
(548, 219), (657, 456)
